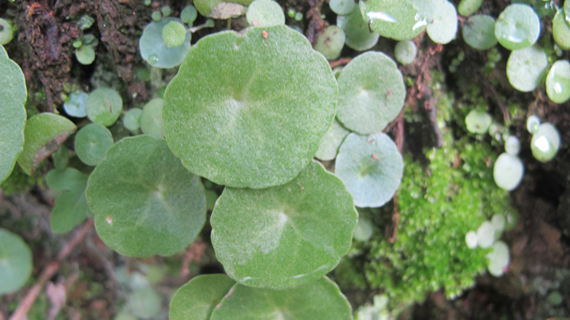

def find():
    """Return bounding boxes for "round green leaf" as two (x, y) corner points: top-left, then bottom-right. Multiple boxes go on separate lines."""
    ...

(394, 40), (417, 65)
(75, 45), (96, 65)
(170, 274), (235, 320)
(128, 288), (161, 319)
(507, 45), (548, 92)
(465, 110), (492, 134)
(139, 18), (192, 69)
(0, 19), (14, 45)
(335, 133), (404, 208)
(211, 161), (357, 289)
(337, 7), (380, 51)
(546, 60), (570, 104)
(487, 240), (509, 277)
(64, 91), (88, 118)
(123, 108), (143, 132)
(426, 0), (457, 44)
(140, 99), (165, 139)
(86, 88), (123, 127)
(315, 119), (350, 161)
(17, 113), (76, 175)
(194, 0), (254, 17)
(505, 135), (521, 156)
(210, 277), (352, 320)
(314, 26), (346, 60)
(494, 4), (540, 50)
(0, 229), (33, 295)
(353, 216), (373, 242)
(531, 122), (561, 162)
(330, 0), (355, 15)
(181, 5), (198, 25)
(86, 135), (207, 257)
(336, 51), (405, 135)
(0, 45), (27, 183)
(162, 21), (188, 48)
(75, 123), (114, 166)
(246, 0), (285, 27)
(359, 0), (436, 40)
(526, 115), (540, 134)
(493, 153), (524, 191)
(553, 11), (570, 50)
(457, 0), (483, 16)
(462, 15), (497, 50)
(164, 26), (337, 189)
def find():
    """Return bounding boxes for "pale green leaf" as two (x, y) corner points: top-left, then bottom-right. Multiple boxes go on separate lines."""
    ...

(128, 288), (161, 319)
(75, 123), (114, 166)
(86, 88), (123, 127)
(506, 45), (548, 92)
(546, 60), (570, 104)
(337, 7), (380, 51)
(0, 45), (27, 183)
(330, 0), (355, 15)
(0, 19), (14, 45)
(17, 113), (76, 175)
(210, 277), (353, 320)
(553, 11), (570, 50)
(0, 229), (33, 295)
(246, 0), (285, 27)
(140, 99), (165, 139)
(426, 0), (457, 44)
(336, 51), (405, 135)
(493, 153), (524, 191)
(314, 26), (345, 60)
(139, 18), (192, 69)
(164, 26), (337, 189)
(315, 119), (349, 161)
(462, 15), (497, 50)
(169, 274), (235, 320)
(394, 40), (417, 65)
(123, 108), (143, 132)
(494, 4), (540, 50)
(531, 122), (561, 162)
(211, 161), (357, 289)
(75, 45), (96, 65)
(86, 135), (207, 257)
(457, 0), (483, 16)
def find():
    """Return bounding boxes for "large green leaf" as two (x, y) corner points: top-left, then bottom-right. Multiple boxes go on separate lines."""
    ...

(0, 229), (33, 295)
(211, 161), (357, 289)
(210, 277), (353, 320)
(0, 45), (27, 183)
(336, 52), (406, 135)
(335, 133), (404, 208)
(17, 113), (76, 175)
(86, 135), (206, 257)
(170, 274), (236, 320)
(164, 26), (337, 188)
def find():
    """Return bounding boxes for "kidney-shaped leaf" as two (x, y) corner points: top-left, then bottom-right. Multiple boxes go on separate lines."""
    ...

(17, 113), (76, 175)
(164, 26), (337, 188)
(211, 161), (357, 289)
(170, 274), (235, 320)
(0, 228), (33, 295)
(210, 277), (353, 320)
(335, 133), (404, 208)
(336, 51), (406, 135)
(86, 135), (207, 257)
(0, 45), (27, 183)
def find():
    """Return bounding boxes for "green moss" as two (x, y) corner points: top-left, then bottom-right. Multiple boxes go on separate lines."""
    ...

(0, 165), (43, 195)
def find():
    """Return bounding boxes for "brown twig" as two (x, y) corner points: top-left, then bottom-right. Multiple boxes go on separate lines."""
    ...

(329, 58), (352, 69)
(388, 196), (400, 243)
(9, 219), (94, 320)
(306, 0), (327, 44)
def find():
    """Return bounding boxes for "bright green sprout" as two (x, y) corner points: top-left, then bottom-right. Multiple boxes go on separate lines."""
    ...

(493, 153), (524, 191)
(494, 4), (541, 50)
(531, 123), (561, 162)
(162, 21), (187, 48)
(75, 45), (95, 65)
(314, 26), (346, 60)
(78, 14), (95, 30)
(72, 39), (83, 48)
(546, 60), (570, 104)
(394, 40), (417, 65)
(287, 8), (296, 18)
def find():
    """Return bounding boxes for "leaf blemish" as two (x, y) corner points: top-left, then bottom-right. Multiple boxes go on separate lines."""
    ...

(106, 216), (113, 224)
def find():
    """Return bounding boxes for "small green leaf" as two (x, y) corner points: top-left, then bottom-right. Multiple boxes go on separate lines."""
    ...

(457, 0), (483, 16)
(18, 113), (76, 175)
(63, 91), (88, 118)
(170, 274), (235, 320)
(426, 0), (457, 44)
(335, 133), (404, 208)
(330, 0), (355, 15)
(246, 0), (285, 27)
(140, 18), (192, 69)
(336, 51), (406, 135)
(75, 123), (114, 166)
(546, 60), (570, 104)
(494, 4), (540, 50)
(0, 19), (14, 45)
(553, 11), (570, 50)
(86, 88), (123, 127)
(394, 40), (418, 65)
(128, 288), (162, 319)
(75, 45), (96, 65)
(465, 110), (492, 134)
(86, 135), (206, 257)
(315, 119), (350, 161)
(211, 161), (357, 289)
(181, 5), (198, 25)
(210, 277), (353, 320)
(462, 15), (497, 50)
(337, 7), (380, 51)
(506, 45), (548, 92)
(162, 21), (188, 48)
(487, 240), (509, 277)
(0, 45), (27, 183)
(359, 0), (436, 40)
(0, 228), (33, 295)
(140, 99), (165, 139)
(531, 122), (561, 162)
(194, 0), (254, 17)
(51, 185), (91, 234)
(314, 26), (346, 60)
(123, 108), (143, 132)
(164, 26), (337, 188)
(493, 153), (524, 191)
